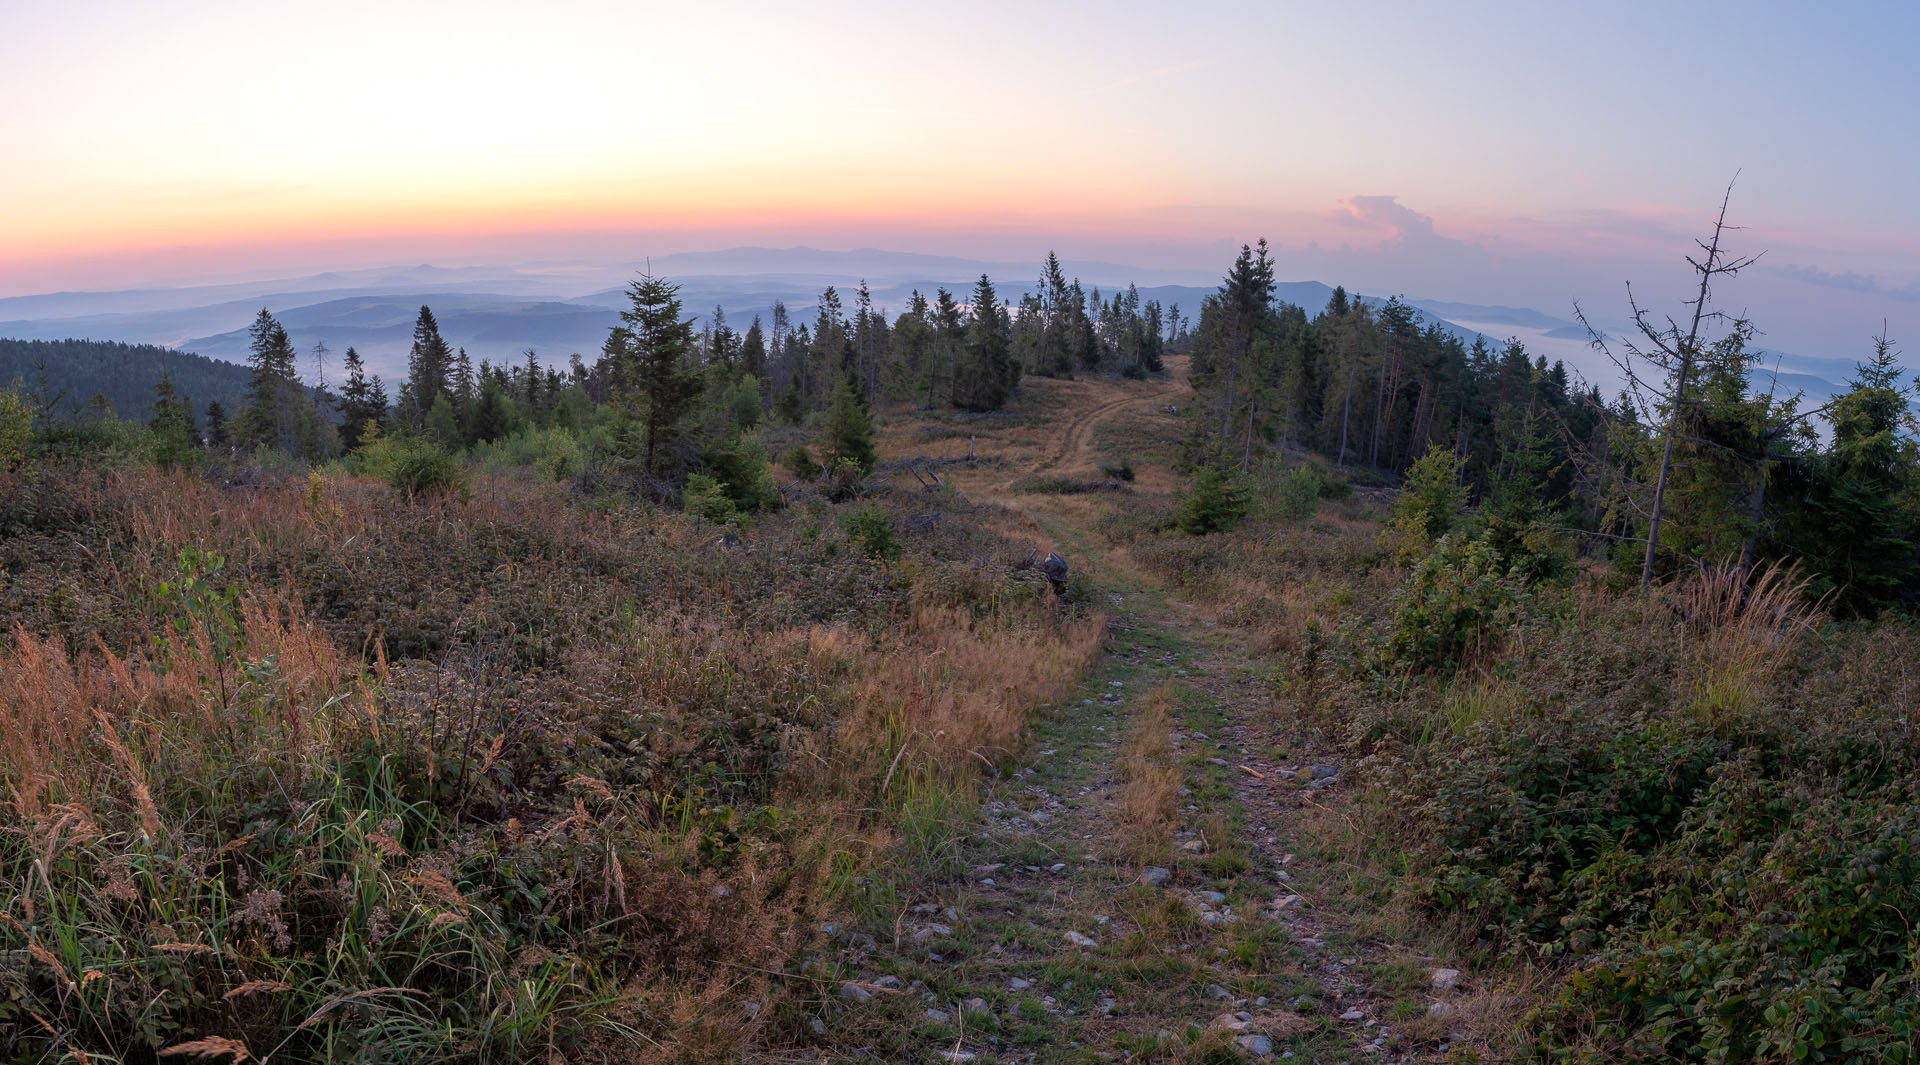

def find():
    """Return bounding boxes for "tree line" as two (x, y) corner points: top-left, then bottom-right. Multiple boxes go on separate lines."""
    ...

(1182, 213), (1917, 614)
(3, 251), (1190, 513)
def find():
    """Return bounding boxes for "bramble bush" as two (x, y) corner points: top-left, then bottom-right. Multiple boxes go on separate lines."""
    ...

(1379, 534), (1527, 675)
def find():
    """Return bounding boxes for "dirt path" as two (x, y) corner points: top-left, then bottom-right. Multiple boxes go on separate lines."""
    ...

(1030, 392), (1160, 476)
(812, 375), (1455, 1063)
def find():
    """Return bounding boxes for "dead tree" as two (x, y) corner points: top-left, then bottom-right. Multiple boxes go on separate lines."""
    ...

(1575, 177), (1762, 587)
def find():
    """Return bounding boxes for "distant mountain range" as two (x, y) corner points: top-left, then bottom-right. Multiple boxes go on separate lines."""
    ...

(0, 246), (1865, 410)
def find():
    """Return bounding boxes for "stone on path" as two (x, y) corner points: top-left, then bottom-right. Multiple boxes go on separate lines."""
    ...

(1064, 930), (1099, 948)
(1432, 967), (1462, 990)
(1236, 1033), (1275, 1057)
(1140, 866), (1173, 886)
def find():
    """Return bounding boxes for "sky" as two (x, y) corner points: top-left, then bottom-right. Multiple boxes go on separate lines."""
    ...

(3, 0), (1916, 357)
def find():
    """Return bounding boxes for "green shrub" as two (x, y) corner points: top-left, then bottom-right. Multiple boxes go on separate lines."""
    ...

(1175, 465), (1250, 535)
(842, 505), (900, 560)
(683, 472), (738, 524)
(470, 425), (588, 481)
(1099, 458), (1135, 482)
(781, 444), (821, 482)
(393, 446), (461, 497)
(1382, 443), (1465, 561)
(1274, 466), (1322, 520)
(1531, 761), (1920, 1061)
(1317, 472), (1352, 500)
(1, 385), (33, 470)
(703, 433), (779, 513)
(370, 439), (464, 497)
(823, 457), (868, 503)
(1380, 534), (1526, 674)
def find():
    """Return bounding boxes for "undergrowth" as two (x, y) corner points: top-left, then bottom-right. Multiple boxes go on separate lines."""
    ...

(1115, 487), (1920, 1064)
(0, 462), (1103, 1063)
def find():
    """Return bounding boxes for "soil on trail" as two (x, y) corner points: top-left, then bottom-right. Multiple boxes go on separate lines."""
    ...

(794, 367), (1467, 1064)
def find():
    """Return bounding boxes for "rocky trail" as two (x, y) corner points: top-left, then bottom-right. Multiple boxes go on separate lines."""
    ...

(798, 371), (1465, 1063)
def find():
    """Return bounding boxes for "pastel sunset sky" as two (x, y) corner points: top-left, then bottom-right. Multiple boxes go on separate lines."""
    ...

(3, 0), (1915, 355)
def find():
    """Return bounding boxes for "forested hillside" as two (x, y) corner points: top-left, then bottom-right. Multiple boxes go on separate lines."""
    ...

(0, 337), (252, 424)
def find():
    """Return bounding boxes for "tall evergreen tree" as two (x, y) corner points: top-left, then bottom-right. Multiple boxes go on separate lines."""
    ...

(405, 305), (454, 426)
(148, 375), (198, 469)
(929, 287), (965, 410)
(821, 374), (878, 473)
(204, 400), (229, 448)
(605, 273), (701, 481)
(955, 275), (1017, 411)
(236, 308), (303, 453)
(740, 316), (768, 380)
(1777, 333), (1917, 612)
(338, 346), (384, 449)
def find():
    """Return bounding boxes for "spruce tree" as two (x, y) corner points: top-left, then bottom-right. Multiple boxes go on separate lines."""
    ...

(776, 377), (805, 426)
(740, 316), (768, 379)
(821, 374), (878, 473)
(468, 374), (514, 444)
(1781, 333), (1917, 612)
(605, 272), (701, 481)
(148, 375), (197, 469)
(237, 308), (302, 452)
(451, 347), (476, 420)
(930, 287), (964, 410)
(955, 275), (1017, 411)
(425, 393), (463, 452)
(339, 346), (384, 449)
(204, 400), (229, 447)
(405, 305), (453, 426)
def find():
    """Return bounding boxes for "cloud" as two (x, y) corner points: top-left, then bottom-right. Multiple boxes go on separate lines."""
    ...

(1335, 195), (1447, 246)
(1772, 263), (1920, 304)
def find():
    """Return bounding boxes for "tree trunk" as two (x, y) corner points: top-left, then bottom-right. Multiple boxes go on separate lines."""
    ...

(1337, 352), (1357, 469)
(1242, 392), (1258, 472)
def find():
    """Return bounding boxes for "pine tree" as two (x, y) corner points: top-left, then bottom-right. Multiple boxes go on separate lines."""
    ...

(605, 272), (701, 481)
(405, 305), (453, 426)
(821, 374), (877, 473)
(930, 287), (964, 410)
(148, 375), (197, 469)
(955, 275), (1017, 411)
(451, 346), (476, 420)
(204, 400), (229, 447)
(339, 346), (384, 449)
(469, 374), (514, 445)
(740, 316), (768, 380)
(237, 308), (302, 452)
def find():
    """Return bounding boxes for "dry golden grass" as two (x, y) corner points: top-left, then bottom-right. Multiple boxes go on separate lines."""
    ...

(1668, 561), (1822, 724)
(1, 593), (350, 835)
(1116, 680), (1181, 866)
(2, 448), (1118, 1062)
